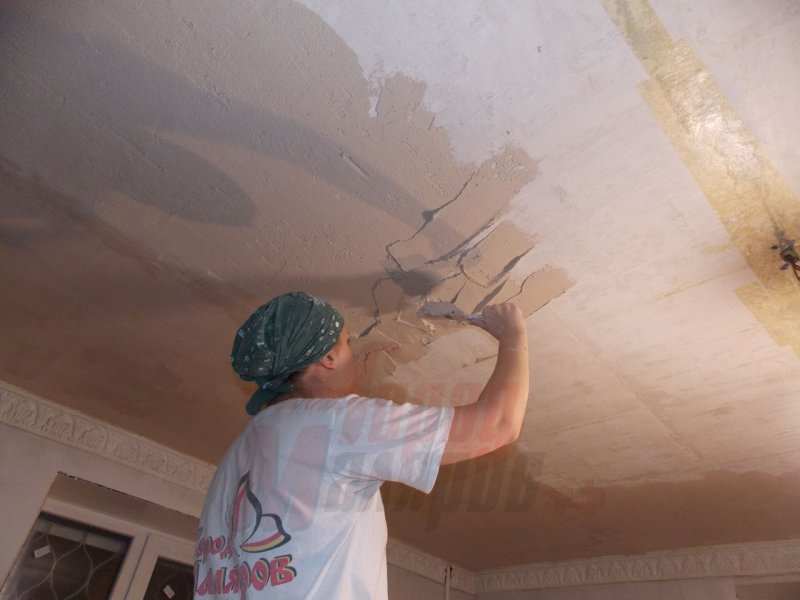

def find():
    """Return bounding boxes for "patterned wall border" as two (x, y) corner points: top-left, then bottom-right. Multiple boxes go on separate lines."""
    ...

(470, 538), (800, 593)
(2, 381), (799, 594)
(0, 382), (216, 493)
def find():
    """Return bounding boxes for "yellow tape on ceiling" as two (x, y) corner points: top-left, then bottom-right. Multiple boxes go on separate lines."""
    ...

(602, 0), (800, 355)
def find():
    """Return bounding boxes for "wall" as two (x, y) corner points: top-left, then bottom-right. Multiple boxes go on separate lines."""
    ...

(389, 564), (475, 600)
(736, 580), (800, 600)
(0, 422), (207, 583)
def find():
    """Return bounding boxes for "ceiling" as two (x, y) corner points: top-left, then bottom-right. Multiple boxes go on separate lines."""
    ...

(2, 0), (799, 570)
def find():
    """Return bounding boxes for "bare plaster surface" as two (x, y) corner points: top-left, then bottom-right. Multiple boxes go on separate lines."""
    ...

(1, 0), (800, 567)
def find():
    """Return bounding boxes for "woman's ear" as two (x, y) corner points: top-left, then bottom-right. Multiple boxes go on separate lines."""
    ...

(317, 350), (337, 370)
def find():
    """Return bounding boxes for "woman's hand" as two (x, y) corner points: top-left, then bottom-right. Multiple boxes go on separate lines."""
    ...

(474, 303), (526, 343)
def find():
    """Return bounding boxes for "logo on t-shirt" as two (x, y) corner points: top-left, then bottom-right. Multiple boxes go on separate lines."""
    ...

(195, 473), (296, 596)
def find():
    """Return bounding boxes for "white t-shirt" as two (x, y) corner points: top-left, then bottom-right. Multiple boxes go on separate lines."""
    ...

(194, 394), (454, 599)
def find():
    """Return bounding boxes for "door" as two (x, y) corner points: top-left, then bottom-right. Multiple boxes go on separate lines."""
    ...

(126, 535), (195, 600)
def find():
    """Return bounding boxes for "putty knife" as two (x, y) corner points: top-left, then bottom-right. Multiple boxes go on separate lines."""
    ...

(418, 302), (484, 325)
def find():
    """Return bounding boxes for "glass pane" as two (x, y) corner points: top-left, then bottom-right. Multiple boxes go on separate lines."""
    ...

(0, 513), (129, 600)
(142, 558), (194, 600)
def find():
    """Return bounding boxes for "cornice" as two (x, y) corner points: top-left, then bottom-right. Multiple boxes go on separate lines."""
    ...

(0, 382), (215, 493)
(2, 381), (799, 593)
(385, 538), (800, 594)
(469, 538), (800, 592)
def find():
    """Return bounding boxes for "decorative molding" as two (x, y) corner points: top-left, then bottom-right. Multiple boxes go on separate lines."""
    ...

(386, 538), (800, 594)
(3, 381), (800, 593)
(470, 538), (800, 592)
(0, 382), (216, 493)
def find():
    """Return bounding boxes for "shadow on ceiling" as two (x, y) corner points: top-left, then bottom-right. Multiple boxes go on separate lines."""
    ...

(1, 0), (460, 235)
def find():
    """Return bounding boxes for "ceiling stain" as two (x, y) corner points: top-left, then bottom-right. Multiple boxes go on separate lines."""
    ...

(601, 0), (800, 357)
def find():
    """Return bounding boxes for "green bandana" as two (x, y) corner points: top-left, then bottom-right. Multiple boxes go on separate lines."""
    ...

(231, 291), (344, 415)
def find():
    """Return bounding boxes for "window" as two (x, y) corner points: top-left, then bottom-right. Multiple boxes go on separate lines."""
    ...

(1, 513), (130, 600)
(142, 558), (194, 600)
